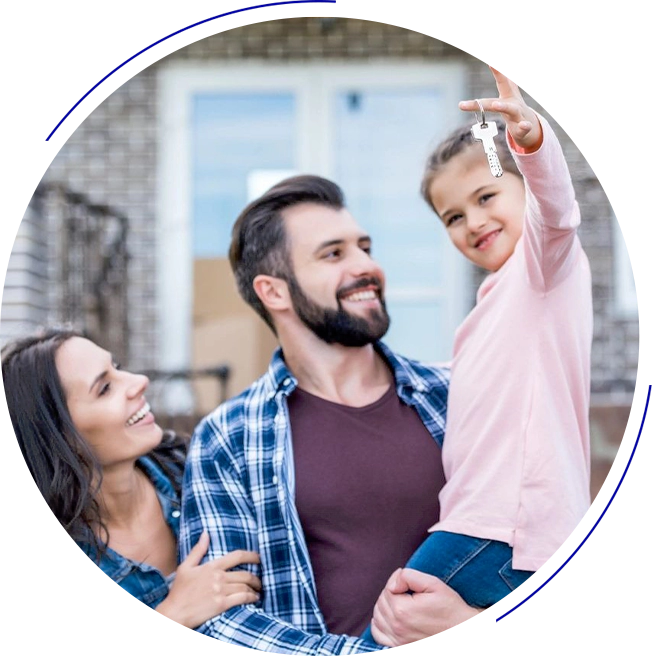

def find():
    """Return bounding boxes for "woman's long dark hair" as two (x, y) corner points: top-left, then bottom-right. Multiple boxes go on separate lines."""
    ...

(1, 329), (187, 560)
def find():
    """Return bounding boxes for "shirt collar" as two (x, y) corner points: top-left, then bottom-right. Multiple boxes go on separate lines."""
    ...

(263, 341), (436, 401)
(374, 341), (433, 397)
(264, 348), (298, 399)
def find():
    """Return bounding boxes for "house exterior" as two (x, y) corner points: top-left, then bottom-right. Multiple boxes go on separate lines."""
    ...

(1, 18), (637, 495)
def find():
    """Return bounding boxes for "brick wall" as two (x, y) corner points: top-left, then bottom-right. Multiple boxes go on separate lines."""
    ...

(42, 70), (159, 369)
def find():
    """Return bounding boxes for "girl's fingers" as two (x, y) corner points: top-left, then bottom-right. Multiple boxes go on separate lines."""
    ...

(489, 67), (522, 98)
(459, 98), (499, 113)
(490, 100), (526, 122)
(459, 98), (519, 115)
(459, 99), (525, 123)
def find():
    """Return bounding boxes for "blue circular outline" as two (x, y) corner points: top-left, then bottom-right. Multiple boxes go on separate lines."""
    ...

(45, 0), (337, 141)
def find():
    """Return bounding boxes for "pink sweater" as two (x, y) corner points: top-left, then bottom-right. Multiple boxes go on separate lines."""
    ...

(430, 116), (593, 571)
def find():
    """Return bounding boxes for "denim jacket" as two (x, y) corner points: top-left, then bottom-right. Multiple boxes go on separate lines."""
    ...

(78, 454), (183, 609)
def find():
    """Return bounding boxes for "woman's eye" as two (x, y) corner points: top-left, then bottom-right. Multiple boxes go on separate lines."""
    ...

(98, 382), (111, 397)
(479, 193), (495, 205)
(325, 249), (341, 259)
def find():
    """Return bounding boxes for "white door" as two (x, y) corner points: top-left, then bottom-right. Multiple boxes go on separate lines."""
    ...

(158, 62), (469, 380)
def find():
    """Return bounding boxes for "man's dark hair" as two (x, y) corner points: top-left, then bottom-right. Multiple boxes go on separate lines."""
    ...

(229, 174), (345, 332)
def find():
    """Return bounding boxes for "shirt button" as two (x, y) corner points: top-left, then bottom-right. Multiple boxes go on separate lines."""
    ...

(272, 476), (278, 485)
(283, 378), (291, 386)
(171, 510), (181, 518)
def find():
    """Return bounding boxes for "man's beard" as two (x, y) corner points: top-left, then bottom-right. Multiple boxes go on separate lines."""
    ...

(287, 274), (390, 347)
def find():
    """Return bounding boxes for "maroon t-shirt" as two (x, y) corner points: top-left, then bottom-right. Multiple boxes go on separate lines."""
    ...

(288, 385), (445, 636)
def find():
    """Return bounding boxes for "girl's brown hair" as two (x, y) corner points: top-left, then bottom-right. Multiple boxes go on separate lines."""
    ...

(420, 121), (522, 214)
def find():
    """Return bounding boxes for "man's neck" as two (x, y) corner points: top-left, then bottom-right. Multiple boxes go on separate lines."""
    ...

(280, 330), (393, 407)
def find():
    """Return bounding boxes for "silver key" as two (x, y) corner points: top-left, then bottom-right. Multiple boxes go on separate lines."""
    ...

(471, 120), (503, 178)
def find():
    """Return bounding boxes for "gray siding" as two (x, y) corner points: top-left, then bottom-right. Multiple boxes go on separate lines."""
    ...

(1, 202), (49, 345)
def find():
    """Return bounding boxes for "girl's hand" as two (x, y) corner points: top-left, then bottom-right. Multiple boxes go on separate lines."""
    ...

(459, 67), (543, 153)
(156, 531), (262, 629)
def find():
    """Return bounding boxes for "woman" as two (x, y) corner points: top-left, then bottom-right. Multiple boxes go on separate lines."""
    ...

(2, 328), (261, 629)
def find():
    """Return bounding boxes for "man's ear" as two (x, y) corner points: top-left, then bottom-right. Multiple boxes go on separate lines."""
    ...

(252, 275), (291, 313)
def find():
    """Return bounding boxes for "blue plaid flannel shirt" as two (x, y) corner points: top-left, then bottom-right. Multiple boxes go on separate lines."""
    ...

(179, 342), (449, 654)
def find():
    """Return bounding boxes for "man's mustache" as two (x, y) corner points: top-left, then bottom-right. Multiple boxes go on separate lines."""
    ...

(336, 277), (384, 302)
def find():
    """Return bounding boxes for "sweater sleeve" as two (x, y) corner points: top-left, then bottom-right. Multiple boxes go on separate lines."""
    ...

(510, 113), (583, 292)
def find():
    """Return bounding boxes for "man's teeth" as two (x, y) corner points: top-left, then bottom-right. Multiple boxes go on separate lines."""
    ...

(126, 402), (151, 426)
(344, 290), (377, 302)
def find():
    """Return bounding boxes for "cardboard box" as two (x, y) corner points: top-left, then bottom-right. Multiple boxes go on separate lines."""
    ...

(193, 257), (250, 322)
(192, 258), (278, 412)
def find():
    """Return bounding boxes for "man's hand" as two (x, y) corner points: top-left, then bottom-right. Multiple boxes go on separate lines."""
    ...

(370, 568), (481, 647)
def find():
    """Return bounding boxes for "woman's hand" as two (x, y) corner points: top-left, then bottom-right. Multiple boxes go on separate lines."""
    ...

(156, 531), (261, 629)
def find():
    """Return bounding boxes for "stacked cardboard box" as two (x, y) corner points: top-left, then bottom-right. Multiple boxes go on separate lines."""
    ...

(192, 258), (278, 413)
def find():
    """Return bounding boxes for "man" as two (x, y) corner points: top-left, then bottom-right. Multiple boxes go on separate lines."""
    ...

(179, 175), (479, 653)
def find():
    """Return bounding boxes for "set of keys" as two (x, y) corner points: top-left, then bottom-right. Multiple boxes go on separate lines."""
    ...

(471, 100), (503, 178)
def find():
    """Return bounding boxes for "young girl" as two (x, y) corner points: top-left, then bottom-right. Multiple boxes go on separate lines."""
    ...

(367, 68), (592, 643)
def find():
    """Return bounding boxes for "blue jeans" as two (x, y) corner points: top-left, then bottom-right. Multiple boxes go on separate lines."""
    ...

(360, 531), (533, 644)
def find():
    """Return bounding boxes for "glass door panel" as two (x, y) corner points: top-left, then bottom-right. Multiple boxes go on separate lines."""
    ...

(192, 93), (297, 258)
(333, 88), (465, 363)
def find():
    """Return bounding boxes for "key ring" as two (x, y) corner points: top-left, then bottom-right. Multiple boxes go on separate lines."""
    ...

(474, 99), (487, 127)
